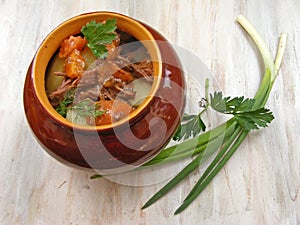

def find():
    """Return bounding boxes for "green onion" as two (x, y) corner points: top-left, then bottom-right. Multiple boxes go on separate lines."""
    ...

(142, 15), (287, 214)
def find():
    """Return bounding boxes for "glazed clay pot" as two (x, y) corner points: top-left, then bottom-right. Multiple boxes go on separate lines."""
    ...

(23, 12), (185, 174)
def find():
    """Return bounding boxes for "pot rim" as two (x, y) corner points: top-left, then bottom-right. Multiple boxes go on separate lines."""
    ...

(32, 11), (162, 132)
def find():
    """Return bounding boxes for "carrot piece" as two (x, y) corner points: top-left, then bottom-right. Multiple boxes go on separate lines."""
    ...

(59, 36), (87, 58)
(64, 49), (85, 78)
(113, 69), (133, 83)
(87, 100), (133, 126)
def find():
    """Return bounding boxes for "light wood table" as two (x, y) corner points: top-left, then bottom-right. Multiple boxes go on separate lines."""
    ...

(0, 0), (299, 224)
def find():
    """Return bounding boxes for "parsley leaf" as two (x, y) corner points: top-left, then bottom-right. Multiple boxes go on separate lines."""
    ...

(210, 91), (274, 131)
(173, 91), (274, 141)
(55, 89), (104, 120)
(56, 88), (76, 117)
(234, 108), (274, 130)
(81, 19), (117, 58)
(210, 91), (255, 114)
(70, 99), (105, 118)
(173, 113), (206, 141)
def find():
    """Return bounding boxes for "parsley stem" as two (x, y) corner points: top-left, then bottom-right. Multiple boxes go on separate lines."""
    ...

(205, 78), (210, 100)
(199, 78), (210, 116)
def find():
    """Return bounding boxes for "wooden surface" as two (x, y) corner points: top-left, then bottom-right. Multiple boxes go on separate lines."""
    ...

(1, 0), (299, 224)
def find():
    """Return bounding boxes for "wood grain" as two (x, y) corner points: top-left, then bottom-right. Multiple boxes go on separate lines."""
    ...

(0, 0), (299, 224)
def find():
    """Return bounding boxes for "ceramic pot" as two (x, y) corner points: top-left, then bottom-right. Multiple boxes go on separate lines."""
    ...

(23, 12), (185, 174)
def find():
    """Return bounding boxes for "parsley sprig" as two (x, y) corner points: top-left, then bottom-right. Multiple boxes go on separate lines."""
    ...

(55, 88), (76, 117)
(210, 91), (274, 131)
(174, 87), (274, 142)
(55, 88), (104, 120)
(173, 80), (209, 141)
(173, 113), (206, 141)
(70, 99), (104, 118)
(81, 19), (117, 58)
(210, 92), (256, 114)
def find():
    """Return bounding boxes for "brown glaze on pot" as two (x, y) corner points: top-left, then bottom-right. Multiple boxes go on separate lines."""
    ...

(23, 12), (185, 174)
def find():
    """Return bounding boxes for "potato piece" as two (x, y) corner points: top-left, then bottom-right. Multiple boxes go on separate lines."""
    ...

(66, 109), (88, 126)
(81, 47), (97, 68)
(128, 78), (152, 107)
(45, 53), (65, 93)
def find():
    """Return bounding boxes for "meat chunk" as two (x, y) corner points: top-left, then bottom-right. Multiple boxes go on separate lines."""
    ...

(130, 60), (153, 82)
(74, 60), (134, 102)
(48, 77), (79, 107)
